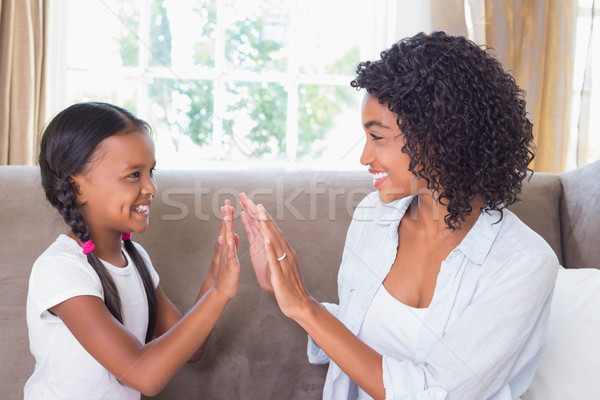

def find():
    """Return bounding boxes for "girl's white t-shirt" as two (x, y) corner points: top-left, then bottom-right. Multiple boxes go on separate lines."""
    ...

(24, 234), (160, 400)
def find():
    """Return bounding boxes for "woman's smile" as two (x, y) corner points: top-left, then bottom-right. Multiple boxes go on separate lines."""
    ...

(369, 169), (389, 187)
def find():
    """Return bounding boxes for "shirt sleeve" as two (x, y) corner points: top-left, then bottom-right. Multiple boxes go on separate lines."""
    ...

(306, 194), (375, 366)
(29, 252), (104, 320)
(381, 252), (559, 400)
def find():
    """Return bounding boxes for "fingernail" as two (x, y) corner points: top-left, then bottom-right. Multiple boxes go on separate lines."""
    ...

(257, 204), (267, 220)
(217, 235), (223, 245)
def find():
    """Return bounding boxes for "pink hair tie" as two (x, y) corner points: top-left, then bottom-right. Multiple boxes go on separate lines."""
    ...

(121, 232), (132, 241)
(81, 240), (95, 255)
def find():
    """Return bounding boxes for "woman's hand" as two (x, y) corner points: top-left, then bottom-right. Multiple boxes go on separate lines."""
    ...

(202, 200), (240, 301)
(255, 202), (315, 321)
(240, 196), (385, 398)
(239, 192), (272, 293)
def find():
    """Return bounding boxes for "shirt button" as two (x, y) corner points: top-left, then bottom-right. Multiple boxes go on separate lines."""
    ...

(434, 389), (445, 399)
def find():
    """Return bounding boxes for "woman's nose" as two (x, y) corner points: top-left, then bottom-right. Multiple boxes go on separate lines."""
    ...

(360, 139), (373, 166)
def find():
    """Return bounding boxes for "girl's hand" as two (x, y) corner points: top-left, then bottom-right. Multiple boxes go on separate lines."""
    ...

(256, 204), (314, 321)
(204, 200), (240, 301)
(239, 193), (272, 293)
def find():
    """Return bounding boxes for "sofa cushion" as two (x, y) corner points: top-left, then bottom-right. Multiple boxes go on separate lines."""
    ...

(136, 169), (372, 399)
(559, 160), (600, 269)
(0, 166), (65, 400)
(0, 263), (35, 397)
(522, 267), (600, 399)
(507, 172), (563, 264)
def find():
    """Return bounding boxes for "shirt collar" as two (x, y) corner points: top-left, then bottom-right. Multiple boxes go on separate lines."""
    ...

(370, 194), (503, 265)
(372, 195), (413, 226)
(454, 208), (503, 264)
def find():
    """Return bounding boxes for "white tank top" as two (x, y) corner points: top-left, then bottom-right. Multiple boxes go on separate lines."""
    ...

(357, 285), (428, 400)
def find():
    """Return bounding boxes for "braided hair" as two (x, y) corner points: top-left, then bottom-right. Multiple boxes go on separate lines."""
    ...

(39, 102), (158, 343)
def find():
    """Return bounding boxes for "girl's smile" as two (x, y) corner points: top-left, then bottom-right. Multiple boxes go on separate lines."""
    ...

(132, 201), (152, 217)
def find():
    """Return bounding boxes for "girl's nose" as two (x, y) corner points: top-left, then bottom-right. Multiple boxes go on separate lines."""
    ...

(142, 174), (157, 197)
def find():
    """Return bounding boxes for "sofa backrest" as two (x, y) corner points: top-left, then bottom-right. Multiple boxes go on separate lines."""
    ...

(0, 166), (375, 399)
(507, 172), (564, 264)
(1, 163), (593, 399)
(0, 166), (63, 396)
(135, 169), (373, 398)
(558, 160), (600, 269)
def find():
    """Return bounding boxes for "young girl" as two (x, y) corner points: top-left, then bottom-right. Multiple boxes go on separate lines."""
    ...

(25, 102), (240, 399)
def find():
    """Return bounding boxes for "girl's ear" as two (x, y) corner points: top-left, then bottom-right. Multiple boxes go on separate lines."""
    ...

(69, 176), (87, 204)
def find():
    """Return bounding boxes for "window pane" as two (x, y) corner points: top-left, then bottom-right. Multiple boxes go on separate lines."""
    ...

(54, 0), (418, 169)
(147, 78), (215, 166)
(224, 0), (290, 72)
(65, 70), (138, 111)
(223, 81), (287, 159)
(297, 0), (361, 75)
(67, 0), (141, 68)
(569, 0), (600, 168)
(146, 78), (214, 145)
(297, 84), (363, 167)
(150, 0), (217, 68)
(588, 8), (600, 163)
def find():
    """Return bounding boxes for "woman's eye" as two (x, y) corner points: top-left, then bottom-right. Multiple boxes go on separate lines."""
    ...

(369, 133), (382, 141)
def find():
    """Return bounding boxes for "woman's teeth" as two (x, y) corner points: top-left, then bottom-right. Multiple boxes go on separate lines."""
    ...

(372, 172), (389, 184)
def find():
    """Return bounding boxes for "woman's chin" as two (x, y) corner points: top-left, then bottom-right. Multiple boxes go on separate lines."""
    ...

(377, 188), (408, 203)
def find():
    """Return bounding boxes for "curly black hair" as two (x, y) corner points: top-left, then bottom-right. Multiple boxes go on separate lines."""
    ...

(351, 31), (534, 230)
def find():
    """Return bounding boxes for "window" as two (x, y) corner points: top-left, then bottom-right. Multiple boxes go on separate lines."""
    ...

(568, 0), (600, 169)
(47, 0), (429, 170)
(47, 1), (599, 171)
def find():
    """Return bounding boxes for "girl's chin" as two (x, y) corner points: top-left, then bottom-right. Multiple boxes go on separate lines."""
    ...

(127, 224), (149, 236)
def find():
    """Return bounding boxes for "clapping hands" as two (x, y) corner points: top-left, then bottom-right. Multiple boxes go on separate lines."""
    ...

(203, 200), (240, 301)
(239, 193), (313, 320)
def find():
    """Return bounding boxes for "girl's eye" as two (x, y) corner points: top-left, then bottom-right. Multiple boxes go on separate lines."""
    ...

(149, 167), (155, 177)
(128, 171), (140, 179)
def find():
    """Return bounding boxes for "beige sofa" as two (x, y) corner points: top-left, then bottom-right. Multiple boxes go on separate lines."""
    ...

(1, 162), (598, 400)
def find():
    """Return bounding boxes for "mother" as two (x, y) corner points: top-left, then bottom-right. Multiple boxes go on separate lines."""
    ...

(240, 31), (559, 400)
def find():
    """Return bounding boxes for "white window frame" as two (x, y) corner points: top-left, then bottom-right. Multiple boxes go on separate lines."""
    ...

(45, 0), (431, 170)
